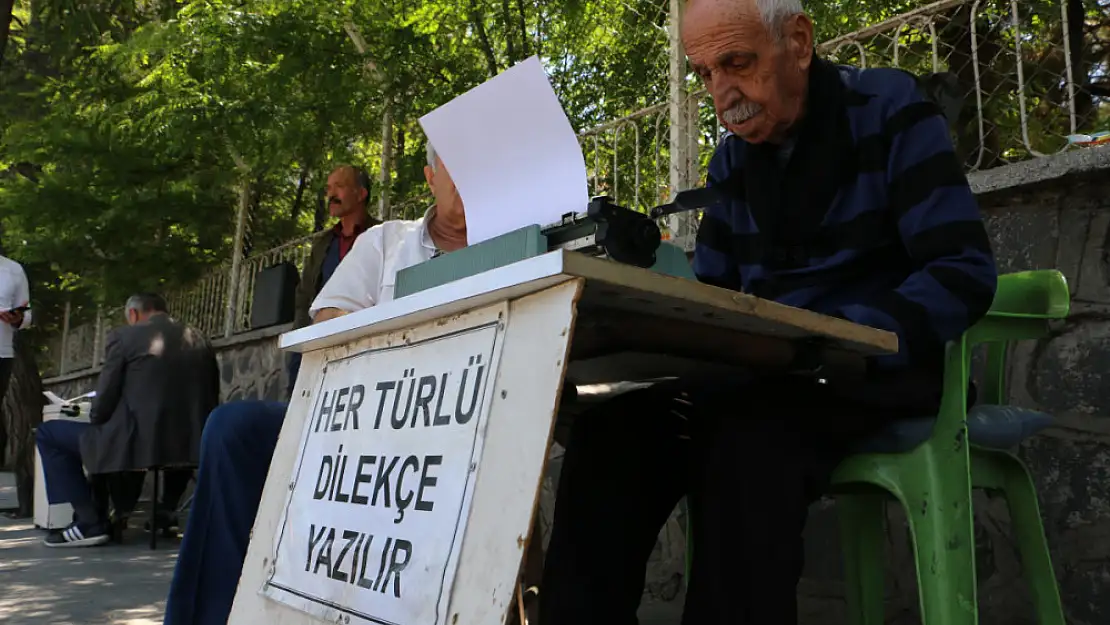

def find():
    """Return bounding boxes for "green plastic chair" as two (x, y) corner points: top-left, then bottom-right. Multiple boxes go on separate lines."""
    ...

(686, 270), (1070, 624)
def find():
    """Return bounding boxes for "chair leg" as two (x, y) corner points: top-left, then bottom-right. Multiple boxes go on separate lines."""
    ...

(683, 498), (692, 588)
(982, 450), (1066, 625)
(837, 493), (887, 625)
(901, 467), (979, 625)
(150, 468), (160, 551)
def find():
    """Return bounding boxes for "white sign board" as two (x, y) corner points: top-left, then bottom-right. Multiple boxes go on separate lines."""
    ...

(263, 321), (505, 625)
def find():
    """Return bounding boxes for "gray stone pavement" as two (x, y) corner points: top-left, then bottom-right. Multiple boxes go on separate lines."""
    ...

(0, 473), (176, 625)
(0, 473), (681, 624)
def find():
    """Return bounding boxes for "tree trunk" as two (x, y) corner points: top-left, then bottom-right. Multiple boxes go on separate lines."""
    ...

(515, 0), (529, 58)
(291, 167), (310, 222)
(468, 0), (500, 77)
(313, 187), (327, 233)
(0, 0), (15, 72)
(2, 337), (44, 517)
(500, 0), (517, 63)
(1066, 0), (1094, 128)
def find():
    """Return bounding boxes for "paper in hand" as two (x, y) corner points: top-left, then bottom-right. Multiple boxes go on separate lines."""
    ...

(419, 56), (589, 245)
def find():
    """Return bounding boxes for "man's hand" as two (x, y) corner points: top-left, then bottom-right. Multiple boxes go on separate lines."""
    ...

(0, 308), (25, 328)
(312, 308), (349, 324)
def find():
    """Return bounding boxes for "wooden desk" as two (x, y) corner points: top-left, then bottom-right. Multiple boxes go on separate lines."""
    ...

(229, 250), (895, 625)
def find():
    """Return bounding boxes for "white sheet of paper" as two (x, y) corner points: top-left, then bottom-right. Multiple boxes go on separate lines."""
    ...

(419, 56), (589, 245)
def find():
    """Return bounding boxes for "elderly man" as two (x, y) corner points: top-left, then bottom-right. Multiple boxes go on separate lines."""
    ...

(36, 293), (219, 547)
(163, 149), (467, 625)
(540, 0), (997, 623)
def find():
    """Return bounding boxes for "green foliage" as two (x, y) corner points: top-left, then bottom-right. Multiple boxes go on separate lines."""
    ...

(0, 0), (1106, 340)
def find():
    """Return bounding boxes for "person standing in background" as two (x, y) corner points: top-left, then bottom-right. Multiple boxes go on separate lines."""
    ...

(0, 254), (32, 408)
(285, 166), (380, 398)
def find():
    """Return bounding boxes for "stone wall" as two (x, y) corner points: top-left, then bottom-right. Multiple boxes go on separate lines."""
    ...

(43, 324), (291, 407)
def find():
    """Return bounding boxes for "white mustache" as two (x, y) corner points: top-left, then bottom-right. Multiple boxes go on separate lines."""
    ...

(722, 101), (761, 126)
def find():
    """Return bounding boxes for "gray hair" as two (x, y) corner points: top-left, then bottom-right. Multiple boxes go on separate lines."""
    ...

(426, 142), (437, 172)
(757, 0), (804, 39)
(125, 293), (167, 315)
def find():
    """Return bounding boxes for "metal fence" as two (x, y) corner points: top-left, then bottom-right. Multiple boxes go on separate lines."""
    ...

(579, 0), (1109, 210)
(44, 0), (1108, 378)
(44, 233), (318, 376)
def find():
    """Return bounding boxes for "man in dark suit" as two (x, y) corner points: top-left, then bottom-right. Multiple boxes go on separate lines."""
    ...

(35, 293), (220, 547)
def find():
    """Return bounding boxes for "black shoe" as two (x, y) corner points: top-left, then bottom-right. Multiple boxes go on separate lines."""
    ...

(43, 522), (110, 548)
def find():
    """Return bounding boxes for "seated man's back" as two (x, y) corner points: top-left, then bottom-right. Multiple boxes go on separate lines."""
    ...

(81, 312), (220, 474)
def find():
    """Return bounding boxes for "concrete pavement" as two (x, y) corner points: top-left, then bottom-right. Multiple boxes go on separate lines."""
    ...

(0, 473), (177, 625)
(0, 473), (682, 625)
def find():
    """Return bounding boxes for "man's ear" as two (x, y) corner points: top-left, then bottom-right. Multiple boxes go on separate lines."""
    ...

(423, 165), (435, 189)
(785, 14), (814, 67)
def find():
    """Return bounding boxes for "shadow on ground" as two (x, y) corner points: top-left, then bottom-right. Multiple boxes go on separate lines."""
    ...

(0, 517), (178, 625)
(0, 471), (680, 625)
(0, 471), (178, 625)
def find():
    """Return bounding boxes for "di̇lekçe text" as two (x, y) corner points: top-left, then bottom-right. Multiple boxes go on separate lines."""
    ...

(301, 353), (489, 600)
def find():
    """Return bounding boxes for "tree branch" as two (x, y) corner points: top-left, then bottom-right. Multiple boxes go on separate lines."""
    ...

(343, 21), (382, 78)
(467, 0), (500, 77)
(224, 138), (250, 173)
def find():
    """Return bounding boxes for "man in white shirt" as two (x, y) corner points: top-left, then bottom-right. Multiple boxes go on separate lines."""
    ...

(0, 254), (32, 408)
(163, 146), (467, 625)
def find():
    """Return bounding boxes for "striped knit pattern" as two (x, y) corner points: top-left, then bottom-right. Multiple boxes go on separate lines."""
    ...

(694, 63), (997, 371)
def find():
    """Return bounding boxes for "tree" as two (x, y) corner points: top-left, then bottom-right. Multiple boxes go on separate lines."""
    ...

(0, 0), (14, 71)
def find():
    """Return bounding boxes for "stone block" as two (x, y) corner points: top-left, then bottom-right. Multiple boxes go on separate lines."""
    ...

(981, 201), (1060, 275)
(1025, 320), (1110, 416)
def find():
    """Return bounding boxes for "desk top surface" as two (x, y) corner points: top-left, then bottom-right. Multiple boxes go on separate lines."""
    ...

(281, 250), (898, 357)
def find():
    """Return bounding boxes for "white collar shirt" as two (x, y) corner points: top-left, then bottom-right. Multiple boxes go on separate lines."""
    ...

(309, 207), (438, 318)
(0, 255), (32, 359)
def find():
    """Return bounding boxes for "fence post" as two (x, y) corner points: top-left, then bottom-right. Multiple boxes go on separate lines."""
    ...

(667, 0), (694, 247)
(92, 305), (104, 367)
(379, 98), (394, 221)
(59, 301), (71, 375)
(224, 180), (251, 338)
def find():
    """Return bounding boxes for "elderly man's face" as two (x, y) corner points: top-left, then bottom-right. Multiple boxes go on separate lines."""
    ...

(683, 0), (813, 144)
(325, 167), (367, 218)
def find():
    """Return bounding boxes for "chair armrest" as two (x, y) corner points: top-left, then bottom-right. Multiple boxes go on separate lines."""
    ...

(986, 270), (1070, 320)
(969, 270), (1070, 346)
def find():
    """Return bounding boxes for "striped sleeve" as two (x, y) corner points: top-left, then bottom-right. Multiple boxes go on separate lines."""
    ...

(693, 139), (742, 290)
(835, 72), (998, 370)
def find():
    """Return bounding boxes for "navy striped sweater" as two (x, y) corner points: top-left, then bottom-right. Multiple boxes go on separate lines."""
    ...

(694, 58), (997, 372)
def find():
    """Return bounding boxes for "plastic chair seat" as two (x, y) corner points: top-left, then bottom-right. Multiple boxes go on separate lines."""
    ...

(855, 405), (1054, 454)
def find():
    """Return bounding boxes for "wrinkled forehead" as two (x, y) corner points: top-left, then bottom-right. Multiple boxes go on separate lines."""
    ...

(683, 0), (768, 51)
(327, 167), (356, 187)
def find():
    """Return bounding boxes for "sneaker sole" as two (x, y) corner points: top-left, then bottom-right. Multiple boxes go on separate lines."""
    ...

(43, 534), (111, 548)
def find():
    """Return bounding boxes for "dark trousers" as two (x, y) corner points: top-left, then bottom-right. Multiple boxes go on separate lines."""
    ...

(540, 375), (939, 625)
(36, 417), (104, 526)
(164, 400), (287, 625)
(0, 357), (12, 404)
(35, 420), (99, 523)
(0, 357), (12, 465)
